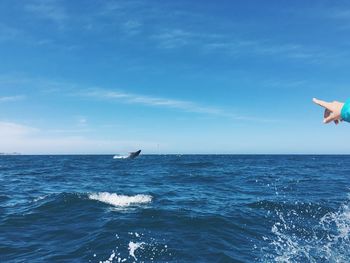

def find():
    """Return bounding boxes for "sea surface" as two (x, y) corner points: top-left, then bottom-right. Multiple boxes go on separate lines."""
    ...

(1, 155), (350, 262)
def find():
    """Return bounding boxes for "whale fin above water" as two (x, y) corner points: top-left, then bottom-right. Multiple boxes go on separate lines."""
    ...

(128, 150), (141, 159)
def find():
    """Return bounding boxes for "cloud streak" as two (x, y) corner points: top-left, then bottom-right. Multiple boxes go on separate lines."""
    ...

(0, 121), (38, 136)
(25, 0), (68, 28)
(0, 95), (25, 102)
(79, 88), (277, 123)
(0, 73), (276, 123)
(82, 88), (226, 115)
(0, 120), (156, 154)
(0, 73), (277, 123)
(7, 0), (344, 64)
(150, 27), (341, 63)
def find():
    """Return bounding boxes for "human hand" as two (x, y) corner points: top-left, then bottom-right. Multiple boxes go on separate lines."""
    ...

(312, 98), (344, 124)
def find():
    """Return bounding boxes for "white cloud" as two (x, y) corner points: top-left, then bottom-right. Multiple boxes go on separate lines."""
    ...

(0, 120), (155, 154)
(0, 74), (276, 123)
(82, 88), (227, 115)
(26, 0), (67, 28)
(13, 0), (341, 63)
(46, 128), (91, 134)
(122, 20), (142, 35)
(78, 117), (87, 125)
(152, 29), (194, 49)
(0, 121), (38, 137)
(80, 88), (278, 123)
(0, 95), (25, 102)
(75, 116), (88, 126)
(148, 22), (341, 63)
(181, 34), (335, 62)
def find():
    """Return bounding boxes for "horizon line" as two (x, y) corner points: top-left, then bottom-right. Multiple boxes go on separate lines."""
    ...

(2, 153), (350, 156)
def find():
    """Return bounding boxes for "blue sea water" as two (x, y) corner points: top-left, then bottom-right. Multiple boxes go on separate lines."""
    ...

(1, 155), (350, 262)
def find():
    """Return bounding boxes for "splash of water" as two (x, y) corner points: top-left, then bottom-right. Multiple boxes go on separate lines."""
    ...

(94, 232), (169, 263)
(266, 197), (350, 262)
(88, 192), (152, 208)
(113, 155), (129, 159)
(128, 241), (145, 261)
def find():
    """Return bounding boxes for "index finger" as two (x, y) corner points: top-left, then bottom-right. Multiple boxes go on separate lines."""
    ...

(313, 98), (332, 110)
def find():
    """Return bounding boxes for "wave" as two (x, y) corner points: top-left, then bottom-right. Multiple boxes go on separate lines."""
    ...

(181, 161), (215, 168)
(248, 200), (332, 216)
(33, 194), (49, 202)
(25, 192), (152, 213)
(88, 192), (152, 208)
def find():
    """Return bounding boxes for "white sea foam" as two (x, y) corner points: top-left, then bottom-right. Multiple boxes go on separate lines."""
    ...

(88, 192), (152, 207)
(33, 194), (49, 202)
(128, 241), (144, 261)
(99, 250), (116, 263)
(113, 155), (128, 159)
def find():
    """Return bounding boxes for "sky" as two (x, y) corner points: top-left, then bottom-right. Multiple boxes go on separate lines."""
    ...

(1, 0), (350, 154)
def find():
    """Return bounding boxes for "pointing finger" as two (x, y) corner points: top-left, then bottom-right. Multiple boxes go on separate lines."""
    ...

(313, 98), (332, 110)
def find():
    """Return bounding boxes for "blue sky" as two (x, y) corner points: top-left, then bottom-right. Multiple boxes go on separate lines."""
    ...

(1, 0), (350, 154)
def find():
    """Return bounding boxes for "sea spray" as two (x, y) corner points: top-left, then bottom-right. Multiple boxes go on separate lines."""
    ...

(128, 241), (145, 260)
(88, 192), (152, 207)
(94, 232), (169, 262)
(266, 198), (350, 262)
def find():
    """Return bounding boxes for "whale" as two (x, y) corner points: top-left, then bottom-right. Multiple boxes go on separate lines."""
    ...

(113, 150), (141, 159)
(127, 150), (141, 159)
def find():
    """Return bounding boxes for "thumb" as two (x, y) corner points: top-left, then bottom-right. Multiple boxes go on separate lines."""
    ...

(324, 113), (337, 124)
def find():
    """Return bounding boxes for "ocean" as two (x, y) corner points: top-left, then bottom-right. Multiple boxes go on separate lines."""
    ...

(1, 155), (350, 262)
